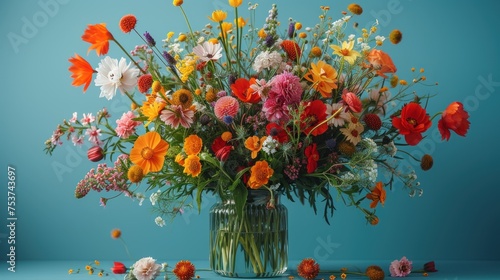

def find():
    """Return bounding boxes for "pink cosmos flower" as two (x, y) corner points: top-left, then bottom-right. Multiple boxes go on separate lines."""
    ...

(115, 111), (142, 138)
(389, 256), (413, 277)
(160, 104), (195, 129)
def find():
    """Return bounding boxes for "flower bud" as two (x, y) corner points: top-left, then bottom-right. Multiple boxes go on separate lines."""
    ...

(87, 146), (104, 162)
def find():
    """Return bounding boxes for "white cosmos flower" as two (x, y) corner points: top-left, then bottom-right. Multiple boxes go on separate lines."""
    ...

(94, 56), (139, 100)
(192, 41), (223, 62)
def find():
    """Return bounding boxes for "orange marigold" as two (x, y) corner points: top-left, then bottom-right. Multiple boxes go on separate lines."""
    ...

(297, 258), (320, 280)
(183, 155), (202, 177)
(184, 134), (203, 155)
(244, 136), (266, 159)
(119, 14), (137, 33)
(173, 260), (196, 280)
(247, 160), (274, 189)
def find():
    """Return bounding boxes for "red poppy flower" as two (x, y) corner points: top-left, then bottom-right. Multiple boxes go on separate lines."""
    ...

(266, 122), (289, 143)
(305, 143), (319, 173)
(438, 101), (470, 141)
(301, 100), (328, 136)
(111, 262), (127, 274)
(81, 23), (114, 56)
(341, 91), (363, 113)
(392, 102), (432, 146)
(231, 77), (261, 103)
(211, 137), (232, 161)
(68, 54), (95, 92)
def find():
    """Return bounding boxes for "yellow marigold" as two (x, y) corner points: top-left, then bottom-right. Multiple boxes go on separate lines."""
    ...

(244, 136), (266, 159)
(390, 75), (399, 88)
(228, 0), (242, 7)
(389, 29), (403, 44)
(209, 10), (227, 22)
(183, 155), (202, 177)
(347, 3), (363, 15)
(175, 153), (185, 166)
(171, 88), (193, 109)
(221, 131), (232, 142)
(247, 160), (274, 189)
(310, 46), (322, 57)
(172, 0), (183, 6)
(178, 34), (187, 42)
(127, 165), (144, 183)
(184, 134), (203, 155)
(258, 28), (267, 39)
(295, 22), (302, 30)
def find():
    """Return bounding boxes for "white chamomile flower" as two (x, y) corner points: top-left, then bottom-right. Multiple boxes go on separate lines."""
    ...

(155, 216), (166, 227)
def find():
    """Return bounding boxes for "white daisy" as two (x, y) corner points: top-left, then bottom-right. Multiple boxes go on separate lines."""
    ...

(154, 216), (166, 227)
(192, 41), (223, 62)
(94, 56), (139, 100)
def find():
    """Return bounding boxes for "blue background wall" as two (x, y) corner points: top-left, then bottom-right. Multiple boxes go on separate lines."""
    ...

(1, 0), (499, 266)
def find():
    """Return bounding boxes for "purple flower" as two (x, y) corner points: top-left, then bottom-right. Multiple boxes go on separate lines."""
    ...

(143, 31), (156, 47)
(287, 21), (295, 38)
(162, 51), (176, 65)
(390, 256), (413, 277)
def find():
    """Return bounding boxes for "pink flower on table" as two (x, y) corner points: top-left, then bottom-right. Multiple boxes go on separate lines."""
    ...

(132, 257), (161, 280)
(80, 113), (95, 125)
(389, 256), (413, 277)
(115, 111), (142, 138)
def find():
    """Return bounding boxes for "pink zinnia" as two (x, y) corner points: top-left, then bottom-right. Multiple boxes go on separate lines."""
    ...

(214, 96), (239, 120)
(389, 256), (413, 277)
(160, 105), (195, 129)
(115, 111), (142, 138)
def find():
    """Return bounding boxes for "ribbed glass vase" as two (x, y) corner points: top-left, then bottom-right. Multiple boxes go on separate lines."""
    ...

(209, 189), (288, 277)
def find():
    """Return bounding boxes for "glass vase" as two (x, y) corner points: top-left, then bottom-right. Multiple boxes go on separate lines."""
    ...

(209, 189), (288, 277)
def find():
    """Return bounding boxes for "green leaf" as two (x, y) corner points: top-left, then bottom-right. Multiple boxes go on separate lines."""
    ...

(232, 186), (248, 219)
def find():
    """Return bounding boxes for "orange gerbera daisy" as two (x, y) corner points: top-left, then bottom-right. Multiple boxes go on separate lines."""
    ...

(81, 23), (114, 56)
(68, 54), (95, 92)
(129, 131), (169, 174)
(247, 160), (274, 189)
(184, 134), (203, 155)
(303, 60), (338, 98)
(366, 182), (386, 208)
(244, 136), (266, 159)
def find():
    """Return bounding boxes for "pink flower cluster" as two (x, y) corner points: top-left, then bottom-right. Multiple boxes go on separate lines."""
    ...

(115, 111), (142, 138)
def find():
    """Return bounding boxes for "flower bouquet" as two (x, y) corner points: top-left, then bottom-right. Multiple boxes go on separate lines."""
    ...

(45, 0), (470, 277)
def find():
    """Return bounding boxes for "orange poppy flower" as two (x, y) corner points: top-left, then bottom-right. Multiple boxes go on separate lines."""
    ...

(247, 160), (274, 189)
(244, 136), (266, 159)
(81, 23), (114, 56)
(231, 78), (261, 103)
(129, 131), (169, 174)
(366, 182), (386, 208)
(68, 54), (95, 92)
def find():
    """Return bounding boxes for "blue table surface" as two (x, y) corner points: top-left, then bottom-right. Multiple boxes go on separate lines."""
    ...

(1, 260), (499, 280)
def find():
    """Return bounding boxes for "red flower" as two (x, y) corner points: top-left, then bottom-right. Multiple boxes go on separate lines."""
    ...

(341, 91), (362, 113)
(305, 143), (319, 173)
(231, 77), (261, 103)
(81, 23), (114, 56)
(87, 146), (104, 162)
(68, 54), (95, 92)
(438, 101), (470, 141)
(301, 100), (328, 136)
(137, 74), (153, 93)
(297, 258), (320, 280)
(281, 40), (301, 61)
(266, 122), (289, 143)
(211, 137), (232, 161)
(391, 102), (432, 146)
(111, 262), (127, 274)
(424, 261), (438, 272)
